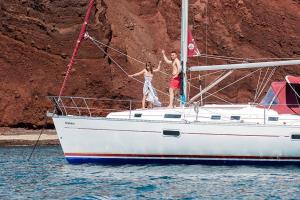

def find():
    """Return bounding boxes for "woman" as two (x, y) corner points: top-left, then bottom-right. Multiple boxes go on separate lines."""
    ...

(128, 61), (162, 109)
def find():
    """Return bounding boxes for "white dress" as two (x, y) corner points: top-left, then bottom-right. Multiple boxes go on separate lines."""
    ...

(143, 75), (161, 107)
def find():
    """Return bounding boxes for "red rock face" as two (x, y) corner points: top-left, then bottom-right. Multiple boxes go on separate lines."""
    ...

(0, 0), (299, 127)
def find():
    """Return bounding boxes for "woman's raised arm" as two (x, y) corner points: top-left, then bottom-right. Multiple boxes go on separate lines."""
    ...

(153, 61), (162, 72)
(128, 69), (145, 78)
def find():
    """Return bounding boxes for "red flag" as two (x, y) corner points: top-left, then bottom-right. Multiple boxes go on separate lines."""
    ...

(187, 28), (201, 57)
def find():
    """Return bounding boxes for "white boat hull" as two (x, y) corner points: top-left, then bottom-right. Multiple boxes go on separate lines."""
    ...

(52, 115), (300, 165)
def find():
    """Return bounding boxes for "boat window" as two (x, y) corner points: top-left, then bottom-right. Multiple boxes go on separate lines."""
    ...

(291, 134), (300, 140)
(286, 84), (300, 108)
(230, 116), (241, 120)
(211, 115), (221, 120)
(134, 113), (142, 118)
(164, 114), (181, 119)
(268, 117), (278, 121)
(163, 130), (180, 137)
(296, 85), (300, 105)
(260, 88), (279, 106)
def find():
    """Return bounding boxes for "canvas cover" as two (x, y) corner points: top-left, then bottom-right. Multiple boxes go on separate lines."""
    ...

(259, 76), (300, 115)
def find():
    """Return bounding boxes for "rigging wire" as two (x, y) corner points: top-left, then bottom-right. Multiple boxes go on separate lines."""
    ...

(254, 67), (270, 101)
(254, 69), (262, 102)
(83, 33), (171, 78)
(83, 33), (289, 106)
(201, 54), (246, 63)
(85, 33), (181, 102)
(204, 0), (208, 104)
(255, 67), (277, 101)
(84, 33), (233, 104)
(83, 32), (298, 90)
(205, 71), (227, 89)
(189, 83), (233, 105)
(199, 68), (262, 103)
(188, 70), (222, 81)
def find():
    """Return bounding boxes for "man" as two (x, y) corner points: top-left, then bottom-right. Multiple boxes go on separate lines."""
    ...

(162, 50), (181, 108)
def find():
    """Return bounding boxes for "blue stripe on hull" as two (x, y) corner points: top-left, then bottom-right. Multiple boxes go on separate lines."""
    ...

(66, 157), (300, 166)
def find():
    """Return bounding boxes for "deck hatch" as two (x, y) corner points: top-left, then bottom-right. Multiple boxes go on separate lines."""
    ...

(164, 114), (181, 119)
(163, 130), (180, 137)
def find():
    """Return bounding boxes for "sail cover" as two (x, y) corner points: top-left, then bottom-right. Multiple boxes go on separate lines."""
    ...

(259, 79), (300, 115)
(187, 28), (201, 57)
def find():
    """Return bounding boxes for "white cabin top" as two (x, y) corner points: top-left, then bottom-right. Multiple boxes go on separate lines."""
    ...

(106, 104), (300, 126)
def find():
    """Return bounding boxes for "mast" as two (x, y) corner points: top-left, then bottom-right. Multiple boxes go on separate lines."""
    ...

(180, 0), (188, 105)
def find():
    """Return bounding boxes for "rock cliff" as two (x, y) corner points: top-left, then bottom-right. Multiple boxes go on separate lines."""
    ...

(0, 0), (299, 127)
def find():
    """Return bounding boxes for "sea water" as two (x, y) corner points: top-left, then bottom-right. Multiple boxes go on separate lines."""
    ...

(1, 146), (300, 199)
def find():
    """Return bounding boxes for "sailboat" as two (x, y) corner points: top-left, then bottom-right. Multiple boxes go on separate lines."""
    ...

(49, 0), (300, 165)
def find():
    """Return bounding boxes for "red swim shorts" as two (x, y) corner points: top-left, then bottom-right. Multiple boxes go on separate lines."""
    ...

(169, 76), (180, 89)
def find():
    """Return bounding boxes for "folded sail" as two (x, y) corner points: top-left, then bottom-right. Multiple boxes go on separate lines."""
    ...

(189, 60), (300, 71)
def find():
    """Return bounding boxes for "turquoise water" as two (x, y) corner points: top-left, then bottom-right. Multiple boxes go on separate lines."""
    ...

(1, 147), (300, 199)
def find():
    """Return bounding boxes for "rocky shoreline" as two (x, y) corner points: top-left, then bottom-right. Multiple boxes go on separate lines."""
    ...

(0, 128), (59, 147)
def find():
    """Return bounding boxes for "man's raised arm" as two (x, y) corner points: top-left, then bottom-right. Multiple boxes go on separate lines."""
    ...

(162, 50), (172, 64)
